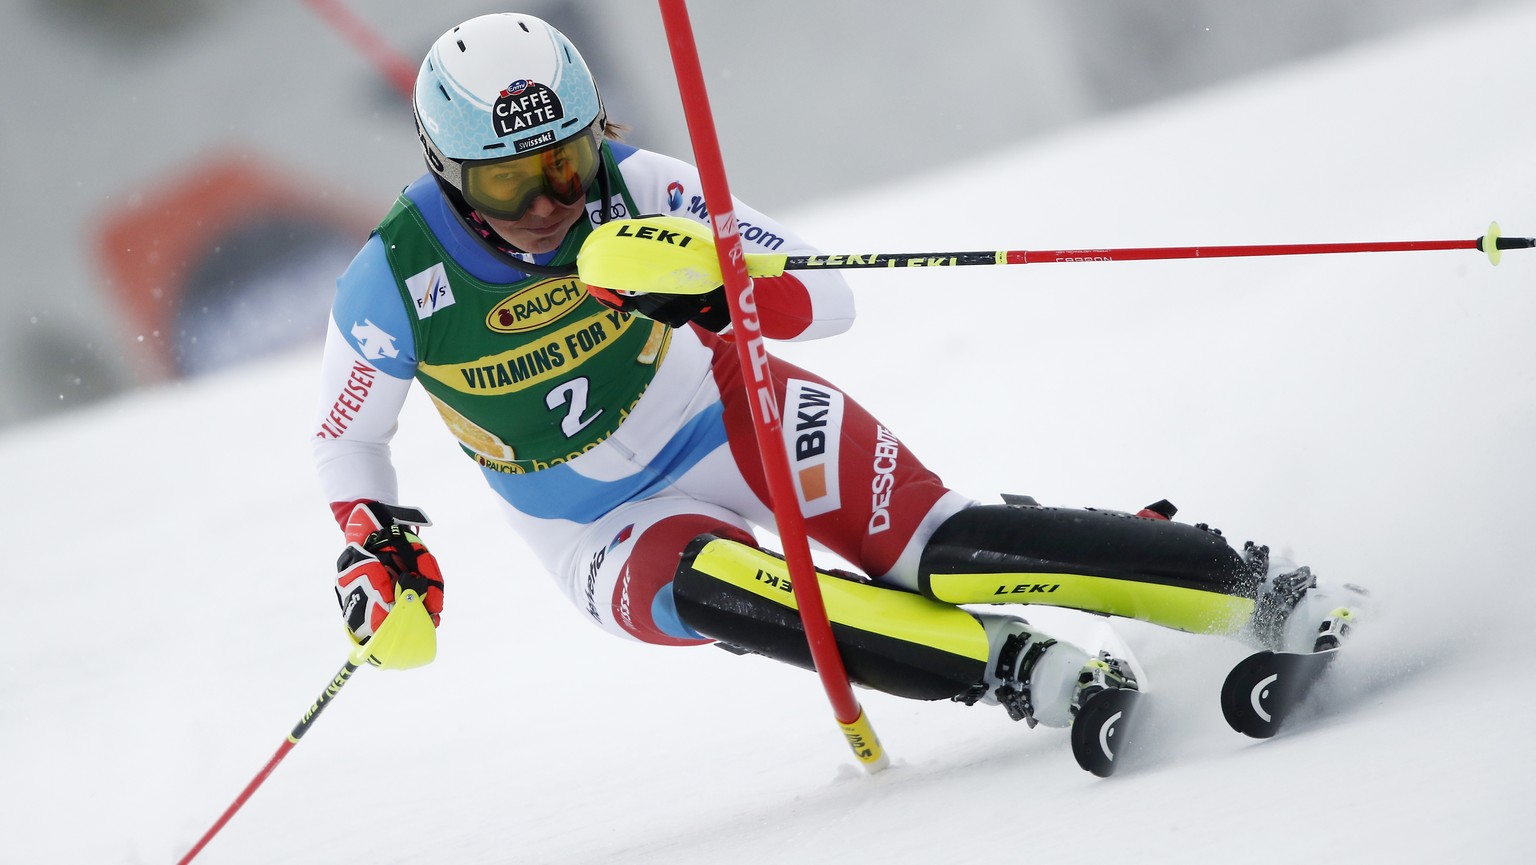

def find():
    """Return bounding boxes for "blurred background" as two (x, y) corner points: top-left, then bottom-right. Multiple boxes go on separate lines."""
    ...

(0, 0), (1522, 430)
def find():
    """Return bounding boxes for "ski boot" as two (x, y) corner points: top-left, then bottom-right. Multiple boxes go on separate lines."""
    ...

(1243, 542), (1368, 653)
(962, 614), (1139, 728)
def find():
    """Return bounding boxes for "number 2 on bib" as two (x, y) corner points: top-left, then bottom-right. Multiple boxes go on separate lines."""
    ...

(546, 376), (603, 438)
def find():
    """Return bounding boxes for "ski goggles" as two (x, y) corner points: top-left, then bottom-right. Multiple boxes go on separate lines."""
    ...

(461, 122), (604, 221)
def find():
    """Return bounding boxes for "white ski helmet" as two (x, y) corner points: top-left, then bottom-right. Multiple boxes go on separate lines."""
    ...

(413, 13), (607, 220)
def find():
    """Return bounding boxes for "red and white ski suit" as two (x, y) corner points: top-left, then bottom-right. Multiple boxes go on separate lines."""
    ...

(312, 144), (972, 645)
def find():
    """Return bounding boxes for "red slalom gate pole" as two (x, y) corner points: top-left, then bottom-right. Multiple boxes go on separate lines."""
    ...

(656, 0), (888, 772)
(302, 0), (417, 100)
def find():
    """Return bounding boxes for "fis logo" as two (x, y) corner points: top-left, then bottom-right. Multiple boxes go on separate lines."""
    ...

(783, 380), (844, 517)
(667, 181), (684, 211)
(406, 263), (456, 319)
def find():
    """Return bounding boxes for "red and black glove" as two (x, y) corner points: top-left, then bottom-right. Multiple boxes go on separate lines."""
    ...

(335, 502), (444, 644)
(587, 284), (731, 332)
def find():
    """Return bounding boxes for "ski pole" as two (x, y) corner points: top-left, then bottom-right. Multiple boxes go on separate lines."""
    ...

(175, 587), (436, 865)
(657, 0), (889, 772)
(580, 217), (1533, 297)
(761, 223), (1531, 271)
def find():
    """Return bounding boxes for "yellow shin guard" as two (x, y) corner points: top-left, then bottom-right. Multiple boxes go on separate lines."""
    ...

(920, 503), (1259, 635)
(673, 535), (992, 701)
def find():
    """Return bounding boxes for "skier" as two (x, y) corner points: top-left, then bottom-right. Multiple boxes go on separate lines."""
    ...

(313, 13), (1363, 742)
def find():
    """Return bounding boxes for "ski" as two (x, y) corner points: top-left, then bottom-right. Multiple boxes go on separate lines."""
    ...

(1070, 687), (1142, 777)
(1220, 648), (1339, 738)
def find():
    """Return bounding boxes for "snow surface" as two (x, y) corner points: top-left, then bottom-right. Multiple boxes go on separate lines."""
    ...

(5, 6), (1535, 864)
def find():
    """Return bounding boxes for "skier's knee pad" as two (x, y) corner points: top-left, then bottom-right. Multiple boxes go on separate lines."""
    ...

(918, 502), (1258, 634)
(673, 534), (989, 701)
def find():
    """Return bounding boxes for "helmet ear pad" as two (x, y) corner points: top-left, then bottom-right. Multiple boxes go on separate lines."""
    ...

(414, 110), (458, 188)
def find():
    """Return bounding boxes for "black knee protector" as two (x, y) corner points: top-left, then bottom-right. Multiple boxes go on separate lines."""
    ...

(918, 502), (1259, 633)
(673, 534), (990, 701)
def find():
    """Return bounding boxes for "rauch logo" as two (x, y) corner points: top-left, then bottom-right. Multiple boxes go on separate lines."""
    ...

(487, 277), (588, 333)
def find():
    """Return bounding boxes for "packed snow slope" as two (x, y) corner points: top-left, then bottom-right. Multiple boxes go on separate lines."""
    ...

(5, 6), (1534, 864)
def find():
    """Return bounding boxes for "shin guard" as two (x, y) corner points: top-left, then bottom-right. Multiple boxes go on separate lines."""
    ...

(919, 503), (1259, 634)
(673, 535), (990, 701)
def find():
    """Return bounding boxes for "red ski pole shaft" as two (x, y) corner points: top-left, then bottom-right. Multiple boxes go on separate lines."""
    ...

(177, 587), (432, 862)
(657, 0), (887, 771)
(1012, 238), (1476, 263)
(176, 657), (362, 865)
(770, 230), (1532, 271)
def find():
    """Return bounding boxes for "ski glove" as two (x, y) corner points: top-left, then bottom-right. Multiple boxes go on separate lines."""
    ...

(335, 502), (445, 644)
(587, 284), (731, 332)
